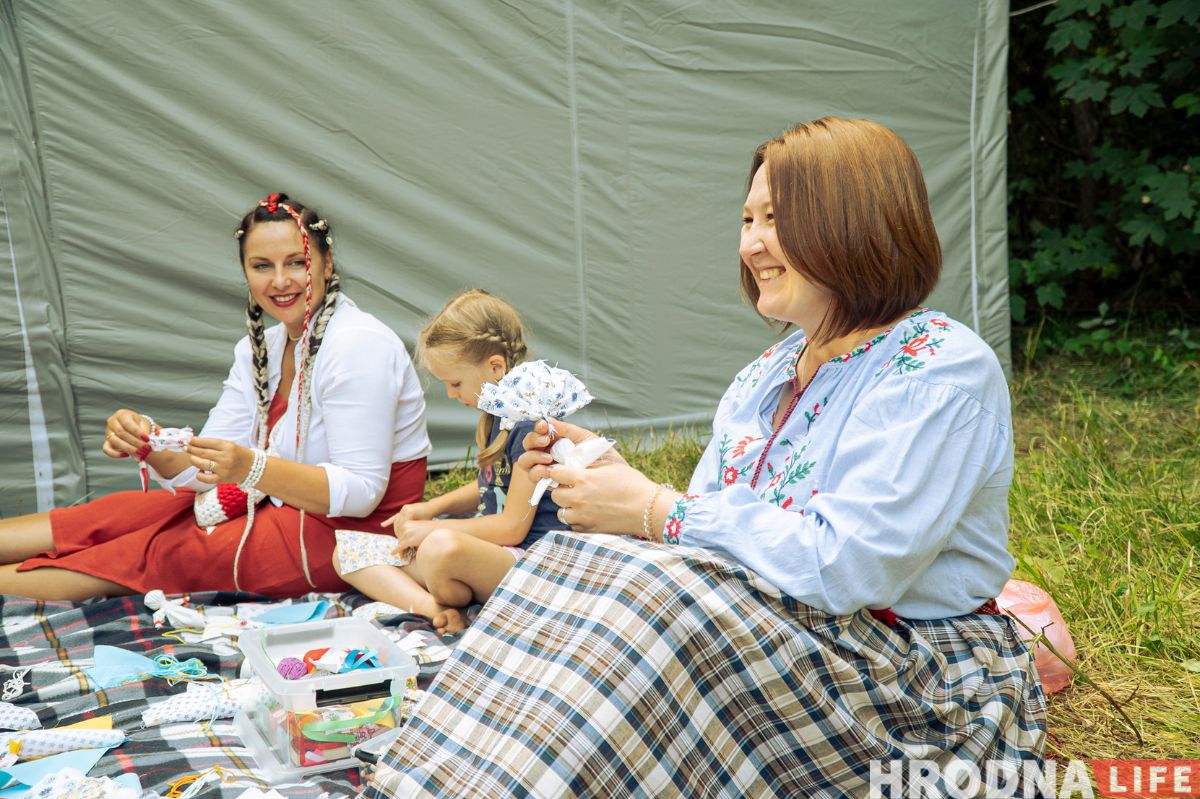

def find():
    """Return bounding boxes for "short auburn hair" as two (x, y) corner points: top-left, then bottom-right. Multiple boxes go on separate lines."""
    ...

(739, 117), (942, 342)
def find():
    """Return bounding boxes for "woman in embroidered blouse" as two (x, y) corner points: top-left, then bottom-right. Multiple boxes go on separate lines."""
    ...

(366, 118), (1045, 798)
(534, 119), (1018, 620)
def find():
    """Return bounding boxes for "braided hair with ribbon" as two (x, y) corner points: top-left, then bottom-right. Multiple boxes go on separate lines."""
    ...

(231, 193), (341, 590)
(415, 289), (529, 469)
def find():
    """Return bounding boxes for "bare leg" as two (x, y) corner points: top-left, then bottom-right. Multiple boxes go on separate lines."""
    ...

(0, 512), (55, 564)
(334, 547), (465, 634)
(0, 564), (133, 601)
(417, 528), (519, 606)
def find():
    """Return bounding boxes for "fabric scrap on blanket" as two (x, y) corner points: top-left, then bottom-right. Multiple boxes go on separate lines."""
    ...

(141, 679), (266, 727)
(391, 631), (452, 665)
(0, 747), (110, 793)
(351, 600), (407, 621)
(250, 600), (329, 625)
(0, 703), (38, 732)
(22, 767), (145, 799)
(367, 532), (1046, 799)
(85, 646), (217, 690)
(0, 728), (124, 761)
(234, 789), (287, 799)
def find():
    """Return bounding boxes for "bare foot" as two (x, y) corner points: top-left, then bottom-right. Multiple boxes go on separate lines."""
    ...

(431, 607), (465, 636)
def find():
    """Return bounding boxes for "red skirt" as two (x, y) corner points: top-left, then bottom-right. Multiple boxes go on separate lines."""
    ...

(18, 459), (426, 598)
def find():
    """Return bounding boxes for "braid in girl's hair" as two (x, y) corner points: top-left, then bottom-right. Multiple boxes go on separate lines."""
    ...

(231, 192), (337, 590)
(415, 289), (529, 469)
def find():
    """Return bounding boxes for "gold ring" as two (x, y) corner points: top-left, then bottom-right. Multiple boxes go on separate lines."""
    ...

(557, 507), (568, 525)
(207, 459), (217, 472)
(106, 431), (116, 440)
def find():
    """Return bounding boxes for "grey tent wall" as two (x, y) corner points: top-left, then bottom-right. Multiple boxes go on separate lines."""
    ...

(0, 1), (1009, 516)
(0, 0), (86, 515)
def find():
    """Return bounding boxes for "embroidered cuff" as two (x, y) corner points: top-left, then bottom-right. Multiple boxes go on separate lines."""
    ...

(662, 493), (699, 544)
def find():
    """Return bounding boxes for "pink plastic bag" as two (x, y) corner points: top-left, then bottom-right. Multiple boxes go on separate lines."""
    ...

(996, 579), (1077, 694)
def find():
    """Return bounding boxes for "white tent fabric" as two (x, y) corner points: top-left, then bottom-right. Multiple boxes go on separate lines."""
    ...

(0, 1), (1010, 515)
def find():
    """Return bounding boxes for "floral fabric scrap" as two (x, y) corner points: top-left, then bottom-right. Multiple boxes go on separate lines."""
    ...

(335, 530), (413, 576)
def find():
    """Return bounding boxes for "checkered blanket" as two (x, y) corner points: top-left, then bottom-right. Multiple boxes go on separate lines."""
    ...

(0, 590), (479, 798)
(367, 533), (1047, 798)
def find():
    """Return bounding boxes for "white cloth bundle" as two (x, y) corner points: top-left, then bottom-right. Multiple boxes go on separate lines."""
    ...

(533, 437), (615, 506)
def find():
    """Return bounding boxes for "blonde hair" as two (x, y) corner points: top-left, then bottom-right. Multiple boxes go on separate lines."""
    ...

(417, 289), (529, 468)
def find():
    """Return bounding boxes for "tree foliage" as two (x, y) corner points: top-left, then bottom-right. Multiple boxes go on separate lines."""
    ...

(1008, 0), (1199, 327)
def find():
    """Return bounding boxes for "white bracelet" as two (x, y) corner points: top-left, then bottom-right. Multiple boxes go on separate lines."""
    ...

(238, 448), (267, 492)
(641, 482), (675, 540)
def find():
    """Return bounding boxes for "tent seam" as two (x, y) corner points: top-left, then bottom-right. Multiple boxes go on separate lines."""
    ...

(968, 0), (983, 333)
(0, 181), (54, 510)
(565, 0), (589, 383)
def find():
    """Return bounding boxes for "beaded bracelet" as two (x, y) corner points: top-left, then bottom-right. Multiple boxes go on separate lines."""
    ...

(238, 448), (267, 492)
(641, 482), (676, 540)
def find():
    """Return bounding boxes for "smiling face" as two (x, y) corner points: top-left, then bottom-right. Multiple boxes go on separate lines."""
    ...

(422, 347), (507, 409)
(242, 221), (332, 337)
(739, 164), (831, 331)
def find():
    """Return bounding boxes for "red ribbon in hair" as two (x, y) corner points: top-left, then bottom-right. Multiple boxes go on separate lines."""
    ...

(266, 193), (281, 214)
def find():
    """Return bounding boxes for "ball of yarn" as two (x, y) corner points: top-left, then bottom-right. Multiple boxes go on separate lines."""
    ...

(276, 657), (307, 680)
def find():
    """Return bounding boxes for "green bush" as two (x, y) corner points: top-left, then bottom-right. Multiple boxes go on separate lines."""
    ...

(1008, 0), (1199, 333)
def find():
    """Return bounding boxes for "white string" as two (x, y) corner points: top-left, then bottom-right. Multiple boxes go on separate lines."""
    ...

(1, 665), (32, 701)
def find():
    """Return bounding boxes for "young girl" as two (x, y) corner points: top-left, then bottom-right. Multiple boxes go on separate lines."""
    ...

(332, 289), (559, 634)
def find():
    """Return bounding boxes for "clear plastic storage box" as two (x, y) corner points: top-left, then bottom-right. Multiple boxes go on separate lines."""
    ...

(234, 616), (418, 782)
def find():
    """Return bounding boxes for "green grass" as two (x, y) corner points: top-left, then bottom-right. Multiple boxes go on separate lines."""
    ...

(1008, 354), (1199, 758)
(428, 352), (1200, 758)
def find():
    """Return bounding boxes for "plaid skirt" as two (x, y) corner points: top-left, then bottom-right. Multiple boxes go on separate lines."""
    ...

(365, 533), (1046, 798)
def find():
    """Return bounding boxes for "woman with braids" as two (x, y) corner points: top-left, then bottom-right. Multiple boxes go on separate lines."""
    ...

(0, 193), (431, 600)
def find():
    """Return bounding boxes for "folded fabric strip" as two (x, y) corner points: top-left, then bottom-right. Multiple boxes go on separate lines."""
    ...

(0, 703), (38, 733)
(0, 728), (125, 761)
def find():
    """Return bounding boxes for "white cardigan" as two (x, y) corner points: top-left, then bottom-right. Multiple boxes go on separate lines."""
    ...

(151, 295), (431, 517)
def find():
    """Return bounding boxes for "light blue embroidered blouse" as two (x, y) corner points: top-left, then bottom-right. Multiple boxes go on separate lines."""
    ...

(665, 309), (1015, 619)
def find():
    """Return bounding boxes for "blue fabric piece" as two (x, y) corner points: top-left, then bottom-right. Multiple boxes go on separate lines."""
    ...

(84, 645), (159, 689)
(114, 773), (142, 792)
(253, 600), (330, 625)
(0, 746), (109, 792)
(341, 648), (380, 671)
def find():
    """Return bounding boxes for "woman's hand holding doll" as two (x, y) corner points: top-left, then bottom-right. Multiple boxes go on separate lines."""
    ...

(519, 419), (661, 536)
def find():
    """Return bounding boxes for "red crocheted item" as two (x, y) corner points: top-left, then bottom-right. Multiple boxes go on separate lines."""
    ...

(216, 482), (250, 519)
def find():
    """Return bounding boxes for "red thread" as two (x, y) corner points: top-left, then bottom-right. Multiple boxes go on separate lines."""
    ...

(266, 193), (281, 214)
(750, 354), (819, 489)
(271, 201), (314, 449)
